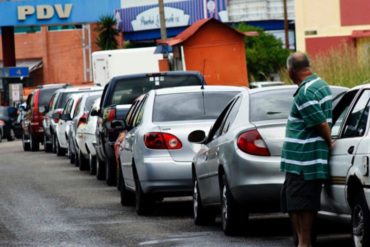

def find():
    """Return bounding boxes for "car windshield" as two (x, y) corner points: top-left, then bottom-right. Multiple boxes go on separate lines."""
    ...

(153, 91), (238, 122)
(250, 88), (296, 122)
(39, 88), (60, 107)
(111, 74), (203, 105)
(56, 91), (95, 109)
(84, 95), (101, 111)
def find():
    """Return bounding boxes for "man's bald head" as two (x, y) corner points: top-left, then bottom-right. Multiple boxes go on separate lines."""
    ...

(287, 52), (312, 85)
(287, 52), (310, 72)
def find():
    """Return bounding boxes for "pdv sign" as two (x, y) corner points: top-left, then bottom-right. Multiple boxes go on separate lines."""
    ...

(18, 4), (73, 21)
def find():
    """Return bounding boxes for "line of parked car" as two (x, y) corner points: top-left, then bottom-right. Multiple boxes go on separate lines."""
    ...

(15, 71), (370, 247)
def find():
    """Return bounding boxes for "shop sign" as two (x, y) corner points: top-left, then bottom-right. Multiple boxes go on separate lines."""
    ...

(0, 0), (120, 27)
(116, 0), (228, 33)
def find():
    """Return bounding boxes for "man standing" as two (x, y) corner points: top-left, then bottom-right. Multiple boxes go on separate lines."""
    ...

(281, 52), (333, 247)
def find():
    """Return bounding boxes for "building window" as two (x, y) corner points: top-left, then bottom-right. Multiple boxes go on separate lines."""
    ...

(15, 26), (41, 34)
(48, 25), (82, 32)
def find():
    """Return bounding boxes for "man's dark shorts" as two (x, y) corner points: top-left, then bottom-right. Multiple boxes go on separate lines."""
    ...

(281, 172), (324, 213)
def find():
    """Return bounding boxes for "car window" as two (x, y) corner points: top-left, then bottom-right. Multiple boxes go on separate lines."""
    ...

(73, 97), (83, 118)
(39, 88), (60, 107)
(125, 98), (144, 128)
(221, 97), (242, 134)
(250, 88), (296, 122)
(48, 94), (56, 111)
(26, 93), (33, 110)
(153, 91), (238, 122)
(331, 90), (359, 137)
(132, 97), (147, 127)
(85, 95), (101, 111)
(109, 74), (203, 106)
(63, 98), (74, 115)
(205, 99), (236, 143)
(342, 90), (370, 138)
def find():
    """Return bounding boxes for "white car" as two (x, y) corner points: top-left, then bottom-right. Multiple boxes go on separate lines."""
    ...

(76, 97), (101, 173)
(321, 84), (370, 247)
(55, 94), (83, 156)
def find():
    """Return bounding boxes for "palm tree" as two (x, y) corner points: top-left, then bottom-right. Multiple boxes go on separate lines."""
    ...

(95, 15), (119, 50)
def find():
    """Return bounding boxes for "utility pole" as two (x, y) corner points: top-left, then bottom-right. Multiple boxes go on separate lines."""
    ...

(158, 0), (167, 40)
(283, 0), (290, 49)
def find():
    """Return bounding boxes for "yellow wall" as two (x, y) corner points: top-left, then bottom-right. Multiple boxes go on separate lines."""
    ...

(295, 0), (370, 52)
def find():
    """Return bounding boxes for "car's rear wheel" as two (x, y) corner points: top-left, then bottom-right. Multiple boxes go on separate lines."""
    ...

(55, 136), (66, 156)
(96, 157), (105, 180)
(105, 159), (117, 186)
(30, 135), (39, 151)
(134, 168), (153, 215)
(193, 178), (216, 225)
(44, 135), (52, 153)
(22, 133), (30, 151)
(120, 163), (135, 206)
(79, 151), (89, 171)
(68, 143), (75, 164)
(7, 128), (15, 141)
(221, 174), (247, 236)
(89, 153), (96, 175)
(352, 192), (370, 247)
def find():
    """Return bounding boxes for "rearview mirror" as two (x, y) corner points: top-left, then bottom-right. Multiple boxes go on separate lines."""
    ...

(188, 130), (206, 144)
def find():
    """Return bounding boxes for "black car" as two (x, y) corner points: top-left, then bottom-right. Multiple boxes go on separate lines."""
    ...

(94, 71), (206, 186)
(0, 106), (19, 141)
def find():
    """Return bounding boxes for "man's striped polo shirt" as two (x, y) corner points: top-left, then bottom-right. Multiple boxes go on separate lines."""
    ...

(280, 73), (332, 180)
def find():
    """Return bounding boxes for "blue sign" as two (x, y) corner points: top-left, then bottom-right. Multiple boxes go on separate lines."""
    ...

(116, 0), (228, 33)
(0, 67), (29, 78)
(0, 0), (120, 27)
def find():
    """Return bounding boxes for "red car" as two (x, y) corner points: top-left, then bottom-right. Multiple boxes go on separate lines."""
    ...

(22, 84), (68, 151)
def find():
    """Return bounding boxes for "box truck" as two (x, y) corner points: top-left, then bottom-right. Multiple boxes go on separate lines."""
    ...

(92, 47), (163, 86)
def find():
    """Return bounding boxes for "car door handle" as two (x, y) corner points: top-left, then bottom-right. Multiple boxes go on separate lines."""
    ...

(348, 146), (355, 155)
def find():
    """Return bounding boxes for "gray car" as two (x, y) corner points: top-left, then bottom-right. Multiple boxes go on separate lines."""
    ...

(119, 85), (246, 215)
(189, 85), (348, 236)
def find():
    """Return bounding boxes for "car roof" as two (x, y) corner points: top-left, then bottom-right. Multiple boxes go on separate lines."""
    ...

(55, 86), (102, 93)
(248, 85), (297, 94)
(154, 85), (246, 95)
(110, 71), (203, 82)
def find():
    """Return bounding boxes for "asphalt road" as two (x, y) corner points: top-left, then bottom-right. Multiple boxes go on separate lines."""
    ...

(0, 140), (354, 247)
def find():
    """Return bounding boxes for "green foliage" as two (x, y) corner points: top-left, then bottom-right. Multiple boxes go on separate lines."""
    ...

(236, 23), (290, 81)
(310, 43), (370, 88)
(95, 15), (119, 50)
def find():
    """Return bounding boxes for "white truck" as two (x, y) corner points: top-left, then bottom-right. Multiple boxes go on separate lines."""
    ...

(92, 47), (163, 86)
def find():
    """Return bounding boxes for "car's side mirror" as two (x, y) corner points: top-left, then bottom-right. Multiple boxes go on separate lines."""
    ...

(111, 120), (126, 130)
(61, 113), (71, 121)
(188, 130), (206, 144)
(90, 108), (99, 117)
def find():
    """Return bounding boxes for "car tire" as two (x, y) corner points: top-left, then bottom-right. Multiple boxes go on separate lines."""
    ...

(52, 133), (57, 153)
(221, 174), (247, 236)
(117, 162), (123, 191)
(55, 136), (66, 156)
(30, 135), (39, 151)
(89, 154), (97, 175)
(352, 191), (370, 247)
(7, 128), (15, 141)
(120, 164), (135, 207)
(96, 157), (106, 180)
(193, 178), (216, 225)
(105, 159), (117, 186)
(44, 135), (52, 153)
(22, 134), (31, 151)
(79, 151), (89, 171)
(134, 167), (153, 215)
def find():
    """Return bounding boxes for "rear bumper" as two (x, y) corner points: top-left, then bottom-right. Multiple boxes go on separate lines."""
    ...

(138, 157), (192, 195)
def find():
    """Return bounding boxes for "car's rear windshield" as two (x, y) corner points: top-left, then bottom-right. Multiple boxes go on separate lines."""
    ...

(39, 88), (61, 107)
(153, 91), (238, 122)
(250, 88), (296, 122)
(56, 90), (98, 109)
(111, 74), (202, 105)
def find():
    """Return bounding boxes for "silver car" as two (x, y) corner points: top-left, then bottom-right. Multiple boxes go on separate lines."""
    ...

(119, 85), (246, 215)
(189, 85), (348, 236)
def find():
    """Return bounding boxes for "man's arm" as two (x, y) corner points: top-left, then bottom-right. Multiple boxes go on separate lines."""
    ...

(315, 122), (332, 148)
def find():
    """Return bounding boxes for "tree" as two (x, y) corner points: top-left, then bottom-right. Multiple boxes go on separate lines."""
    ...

(236, 23), (290, 81)
(95, 15), (119, 50)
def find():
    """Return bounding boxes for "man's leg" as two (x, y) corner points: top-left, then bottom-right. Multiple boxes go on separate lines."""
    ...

(290, 211), (316, 247)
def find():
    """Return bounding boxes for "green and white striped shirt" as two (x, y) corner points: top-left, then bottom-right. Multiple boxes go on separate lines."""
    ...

(280, 74), (332, 180)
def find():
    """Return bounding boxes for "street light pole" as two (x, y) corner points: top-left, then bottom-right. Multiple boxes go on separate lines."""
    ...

(283, 0), (290, 49)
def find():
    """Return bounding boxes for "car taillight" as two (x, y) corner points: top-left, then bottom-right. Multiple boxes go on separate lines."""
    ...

(144, 132), (182, 150)
(237, 129), (270, 156)
(107, 108), (116, 122)
(77, 112), (89, 128)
